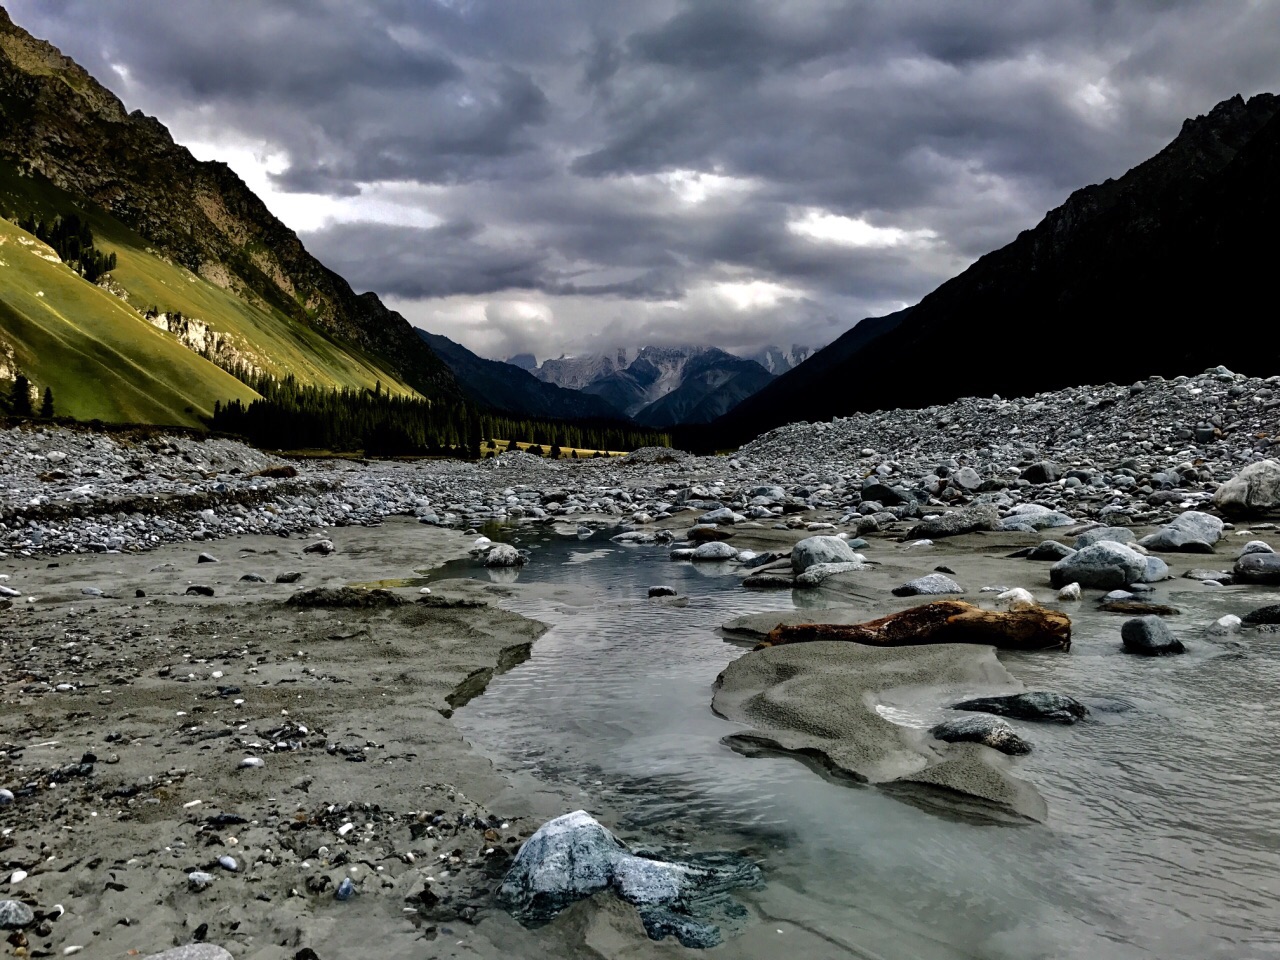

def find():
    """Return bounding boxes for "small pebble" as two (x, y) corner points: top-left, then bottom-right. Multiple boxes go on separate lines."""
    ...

(187, 871), (216, 891)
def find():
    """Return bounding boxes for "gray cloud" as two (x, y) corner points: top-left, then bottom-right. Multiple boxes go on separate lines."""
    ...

(8, 0), (1280, 359)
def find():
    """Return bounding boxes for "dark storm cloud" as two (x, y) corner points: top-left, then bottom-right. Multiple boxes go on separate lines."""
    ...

(8, 0), (1280, 357)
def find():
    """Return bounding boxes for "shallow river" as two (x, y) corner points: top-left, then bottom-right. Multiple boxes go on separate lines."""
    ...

(447, 532), (1280, 959)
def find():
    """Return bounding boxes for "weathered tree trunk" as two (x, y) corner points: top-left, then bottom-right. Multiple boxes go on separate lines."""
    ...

(760, 600), (1071, 652)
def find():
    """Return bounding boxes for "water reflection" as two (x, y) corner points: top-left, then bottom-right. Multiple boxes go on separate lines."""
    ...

(453, 533), (1280, 959)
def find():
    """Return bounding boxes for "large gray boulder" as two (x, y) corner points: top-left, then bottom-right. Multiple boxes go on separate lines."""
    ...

(499, 811), (760, 948)
(905, 504), (999, 540)
(791, 535), (858, 573)
(1049, 541), (1151, 589)
(1234, 552), (1280, 584)
(1138, 511), (1223, 553)
(1213, 459), (1280, 516)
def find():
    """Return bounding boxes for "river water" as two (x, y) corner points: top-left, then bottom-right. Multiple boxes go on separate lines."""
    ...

(447, 531), (1280, 959)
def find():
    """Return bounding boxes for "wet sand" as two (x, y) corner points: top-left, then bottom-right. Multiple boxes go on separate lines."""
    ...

(0, 519), (634, 960)
(2, 512), (1271, 958)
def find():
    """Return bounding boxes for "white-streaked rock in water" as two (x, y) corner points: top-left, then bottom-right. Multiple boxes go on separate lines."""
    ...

(1239, 540), (1275, 557)
(995, 587), (1037, 610)
(485, 543), (525, 567)
(1208, 614), (1242, 636)
(498, 810), (760, 948)
(929, 716), (1032, 755)
(691, 541), (738, 561)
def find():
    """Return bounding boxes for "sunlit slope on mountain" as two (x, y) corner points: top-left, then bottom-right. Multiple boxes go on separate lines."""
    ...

(0, 215), (257, 426)
(0, 8), (456, 401)
(0, 160), (417, 425)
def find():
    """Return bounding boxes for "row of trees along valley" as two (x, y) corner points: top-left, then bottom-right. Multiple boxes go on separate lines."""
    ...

(15, 213), (117, 282)
(209, 373), (671, 457)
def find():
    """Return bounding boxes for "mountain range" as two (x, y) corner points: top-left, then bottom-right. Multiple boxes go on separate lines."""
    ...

(509, 344), (813, 424)
(3, 5), (1277, 449)
(703, 91), (1280, 448)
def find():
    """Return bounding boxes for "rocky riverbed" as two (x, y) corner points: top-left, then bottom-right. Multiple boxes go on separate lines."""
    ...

(4, 365), (1280, 958)
(3, 366), (1279, 561)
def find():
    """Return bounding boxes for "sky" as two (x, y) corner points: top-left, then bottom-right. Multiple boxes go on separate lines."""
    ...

(9, 1), (1280, 361)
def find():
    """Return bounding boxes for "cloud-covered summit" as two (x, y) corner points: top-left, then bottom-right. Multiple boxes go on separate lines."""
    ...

(10, 0), (1280, 358)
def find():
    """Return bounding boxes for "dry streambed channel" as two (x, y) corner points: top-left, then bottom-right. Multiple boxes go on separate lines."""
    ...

(1, 518), (1279, 959)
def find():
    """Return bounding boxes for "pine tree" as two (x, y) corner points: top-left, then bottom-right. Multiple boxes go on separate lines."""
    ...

(11, 374), (32, 417)
(39, 387), (53, 418)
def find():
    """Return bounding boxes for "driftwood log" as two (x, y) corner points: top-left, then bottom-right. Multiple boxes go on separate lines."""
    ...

(759, 600), (1071, 652)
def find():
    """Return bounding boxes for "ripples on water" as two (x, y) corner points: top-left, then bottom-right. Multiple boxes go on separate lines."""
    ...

(451, 534), (1280, 959)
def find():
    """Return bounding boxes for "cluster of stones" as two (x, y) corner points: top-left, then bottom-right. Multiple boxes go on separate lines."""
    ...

(4, 367), (1280, 559)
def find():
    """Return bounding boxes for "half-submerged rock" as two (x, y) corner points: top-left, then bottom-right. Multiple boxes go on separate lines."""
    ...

(1050, 541), (1162, 589)
(760, 600), (1070, 652)
(1120, 616), (1185, 655)
(499, 811), (760, 948)
(485, 543), (526, 567)
(952, 691), (1088, 724)
(929, 716), (1032, 755)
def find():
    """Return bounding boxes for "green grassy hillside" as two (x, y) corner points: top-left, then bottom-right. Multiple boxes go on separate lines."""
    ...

(0, 159), (416, 427)
(0, 215), (258, 425)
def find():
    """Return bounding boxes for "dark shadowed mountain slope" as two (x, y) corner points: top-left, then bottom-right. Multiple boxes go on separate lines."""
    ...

(633, 351), (774, 428)
(708, 92), (1280, 449)
(416, 330), (624, 420)
(0, 7), (457, 401)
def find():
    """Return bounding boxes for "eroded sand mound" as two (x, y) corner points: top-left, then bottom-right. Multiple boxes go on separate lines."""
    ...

(711, 641), (1048, 821)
